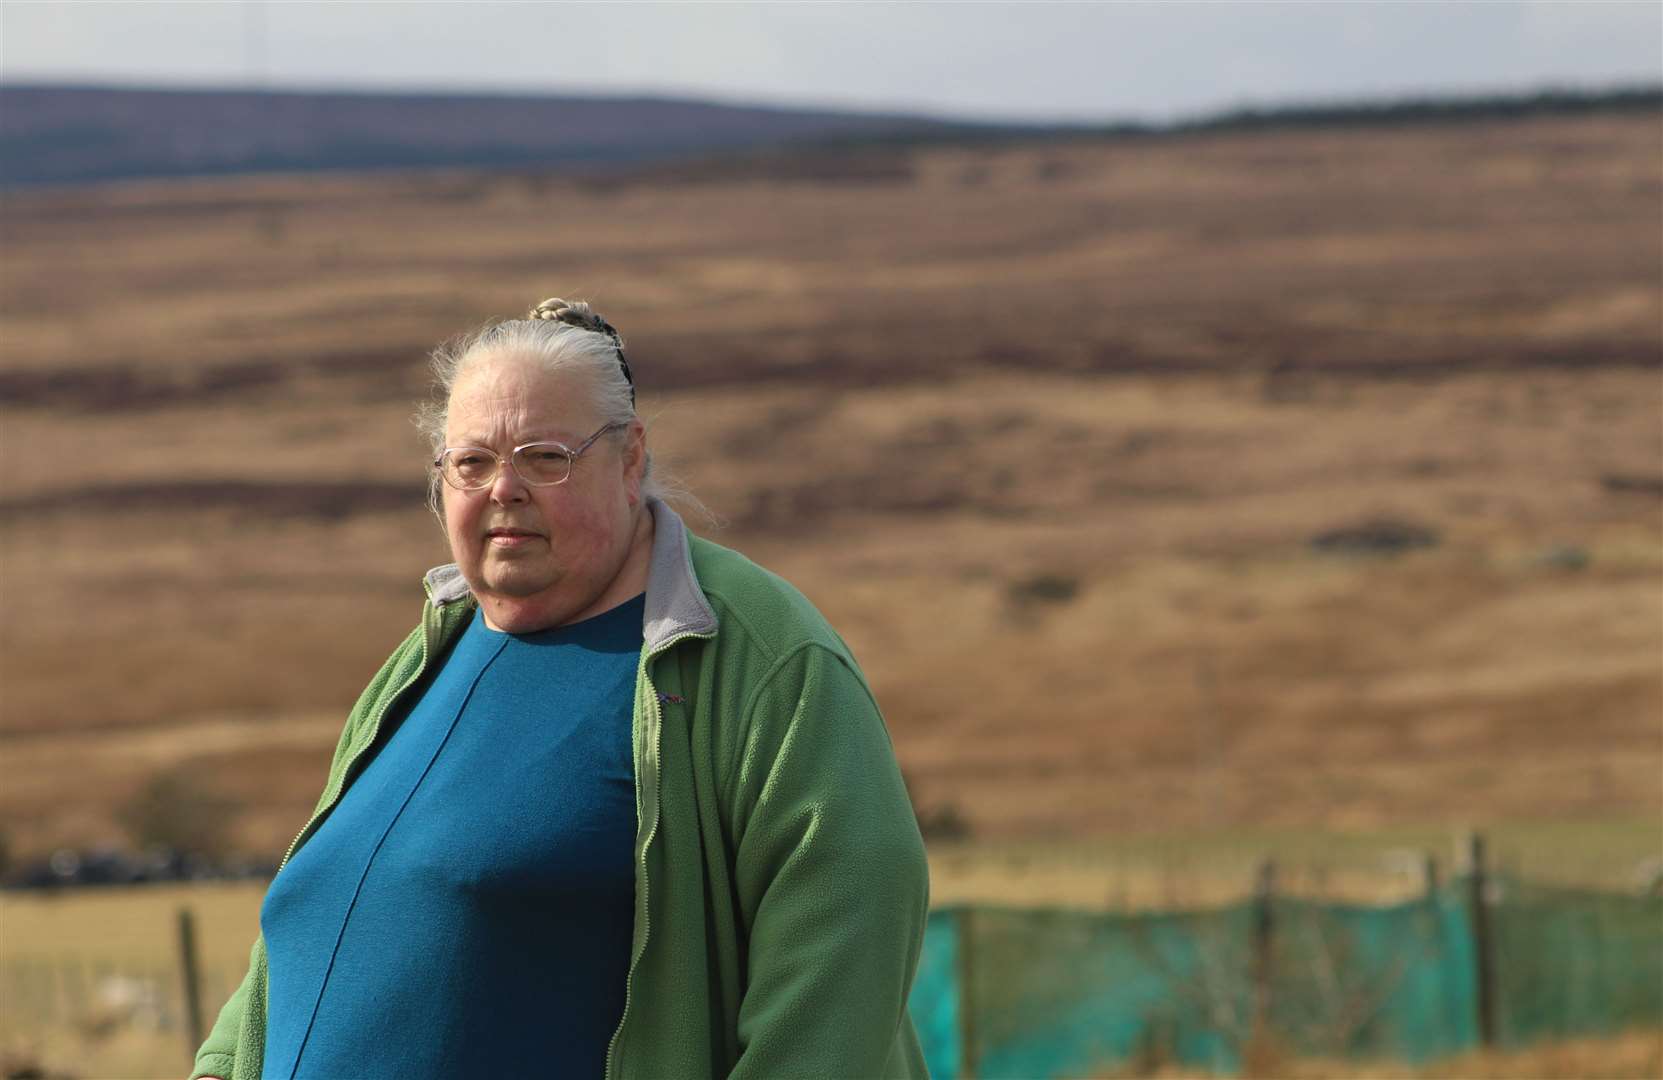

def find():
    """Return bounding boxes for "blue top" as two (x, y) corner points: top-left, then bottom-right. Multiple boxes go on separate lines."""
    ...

(260, 594), (645, 1080)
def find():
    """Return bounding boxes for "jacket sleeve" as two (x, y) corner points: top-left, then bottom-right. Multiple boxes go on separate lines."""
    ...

(726, 642), (930, 1079)
(190, 936), (262, 1080)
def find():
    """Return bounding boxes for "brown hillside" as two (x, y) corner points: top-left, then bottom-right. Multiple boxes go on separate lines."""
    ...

(0, 112), (1658, 859)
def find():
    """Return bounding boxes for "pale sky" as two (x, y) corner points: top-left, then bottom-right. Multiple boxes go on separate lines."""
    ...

(2, 1), (1659, 123)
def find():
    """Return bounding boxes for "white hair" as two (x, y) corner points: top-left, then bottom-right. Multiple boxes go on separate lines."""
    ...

(414, 303), (668, 518)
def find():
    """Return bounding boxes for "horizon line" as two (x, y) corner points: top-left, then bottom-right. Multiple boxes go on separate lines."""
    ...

(4, 75), (1660, 132)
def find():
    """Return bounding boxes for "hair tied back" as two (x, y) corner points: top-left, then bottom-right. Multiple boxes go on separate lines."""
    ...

(527, 297), (634, 405)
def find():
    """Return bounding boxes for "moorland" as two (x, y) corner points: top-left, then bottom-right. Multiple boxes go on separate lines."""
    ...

(0, 108), (1659, 882)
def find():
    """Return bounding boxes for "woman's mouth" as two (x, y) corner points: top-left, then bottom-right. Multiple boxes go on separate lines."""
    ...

(486, 528), (543, 547)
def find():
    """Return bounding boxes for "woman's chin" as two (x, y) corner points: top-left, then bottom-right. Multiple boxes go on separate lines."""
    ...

(472, 558), (562, 600)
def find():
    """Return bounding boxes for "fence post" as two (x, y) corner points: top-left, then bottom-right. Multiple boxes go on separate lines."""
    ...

(954, 906), (978, 1080)
(177, 907), (206, 1057)
(1251, 859), (1278, 1032)
(1465, 833), (1497, 1047)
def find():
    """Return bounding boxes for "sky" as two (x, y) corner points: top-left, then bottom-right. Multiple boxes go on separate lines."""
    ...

(2, 1), (1659, 124)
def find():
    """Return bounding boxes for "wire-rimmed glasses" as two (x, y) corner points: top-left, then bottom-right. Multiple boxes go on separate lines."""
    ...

(433, 421), (628, 491)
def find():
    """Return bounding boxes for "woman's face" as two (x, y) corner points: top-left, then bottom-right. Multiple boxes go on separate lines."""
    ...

(440, 352), (644, 630)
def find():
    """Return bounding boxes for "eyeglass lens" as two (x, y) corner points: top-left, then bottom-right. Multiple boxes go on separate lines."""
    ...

(440, 445), (573, 489)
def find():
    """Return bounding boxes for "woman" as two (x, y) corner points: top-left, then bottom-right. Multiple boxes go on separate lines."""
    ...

(193, 299), (931, 1080)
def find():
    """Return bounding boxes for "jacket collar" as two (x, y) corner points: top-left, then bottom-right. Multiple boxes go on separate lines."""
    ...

(421, 496), (718, 652)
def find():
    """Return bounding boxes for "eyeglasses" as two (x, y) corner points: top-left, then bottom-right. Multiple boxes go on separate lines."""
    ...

(433, 421), (628, 491)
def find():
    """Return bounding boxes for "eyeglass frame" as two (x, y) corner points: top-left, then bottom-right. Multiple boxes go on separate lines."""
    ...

(432, 421), (631, 491)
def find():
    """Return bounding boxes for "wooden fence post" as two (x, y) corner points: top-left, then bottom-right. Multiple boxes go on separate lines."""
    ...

(1251, 859), (1278, 1032)
(1465, 833), (1497, 1047)
(177, 907), (206, 1058)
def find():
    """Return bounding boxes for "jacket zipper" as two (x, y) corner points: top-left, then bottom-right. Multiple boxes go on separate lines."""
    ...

(604, 630), (713, 1080)
(274, 603), (442, 873)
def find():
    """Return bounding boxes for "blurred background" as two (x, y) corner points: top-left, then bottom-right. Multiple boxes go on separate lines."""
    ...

(1, 2), (1659, 1078)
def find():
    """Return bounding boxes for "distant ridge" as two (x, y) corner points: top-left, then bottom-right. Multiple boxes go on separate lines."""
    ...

(0, 85), (1002, 187)
(1, 83), (1657, 188)
(1178, 84), (1663, 133)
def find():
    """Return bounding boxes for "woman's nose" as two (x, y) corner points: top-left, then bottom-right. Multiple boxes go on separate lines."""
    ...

(488, 460), (529, 505)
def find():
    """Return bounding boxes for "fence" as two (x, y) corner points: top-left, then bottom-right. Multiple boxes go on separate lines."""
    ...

(908, 869), (1663, 1078)
(3, 856), (1658, 1078)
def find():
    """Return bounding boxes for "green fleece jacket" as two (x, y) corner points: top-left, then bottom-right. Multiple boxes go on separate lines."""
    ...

(193, 500), (931, 1080)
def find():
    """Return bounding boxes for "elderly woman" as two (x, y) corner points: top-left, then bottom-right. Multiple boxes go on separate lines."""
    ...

(192, 299), (931, 1080)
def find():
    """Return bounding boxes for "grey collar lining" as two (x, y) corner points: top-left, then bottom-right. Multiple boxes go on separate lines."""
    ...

(640, 496), (720, 648)
(420, 496), (717, 650)
(423, 563), (470, 605)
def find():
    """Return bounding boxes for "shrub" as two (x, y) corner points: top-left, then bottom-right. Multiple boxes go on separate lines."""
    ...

(117, 768), (240, 859)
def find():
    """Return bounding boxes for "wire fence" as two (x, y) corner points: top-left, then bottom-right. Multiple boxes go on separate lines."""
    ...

(2, 954), (233, 1039)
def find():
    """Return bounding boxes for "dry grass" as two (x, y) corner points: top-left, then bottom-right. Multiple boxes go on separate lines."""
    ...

(1099, 1027), (1663, 1079)
(1, 883), (263, 1080)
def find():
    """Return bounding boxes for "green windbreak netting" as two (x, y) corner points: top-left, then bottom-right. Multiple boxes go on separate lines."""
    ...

(1490, 879), (1663, 1047)
(912, 912), (962, 1079)
(967, 905), (1249, 1078)
(913, 905), (1252, 1078)
(1261, 892), (1477, 1064)
(907, 884), (1661, 1079)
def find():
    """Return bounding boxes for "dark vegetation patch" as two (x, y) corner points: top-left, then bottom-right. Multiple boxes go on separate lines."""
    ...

(1008, 573), (1083, 605)
(1532, 545), (1592, 572)
(0, 361), (284, 410)
(716, 400), (829, 458)
(0, 347), (422, 411)
(572, 145), (917, 192)
(6, 333), (1656, 424)
(901, 768), (971, 842)
(0, 480), (423, 521)
(119, 767), (240, 859)
(10, 334), (1659, 417)
(1601, 473), (1663, 498)
(643, 335), (1663, 398)
(1308, 517), (1441, 556)
(731, 475), (977, 532)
